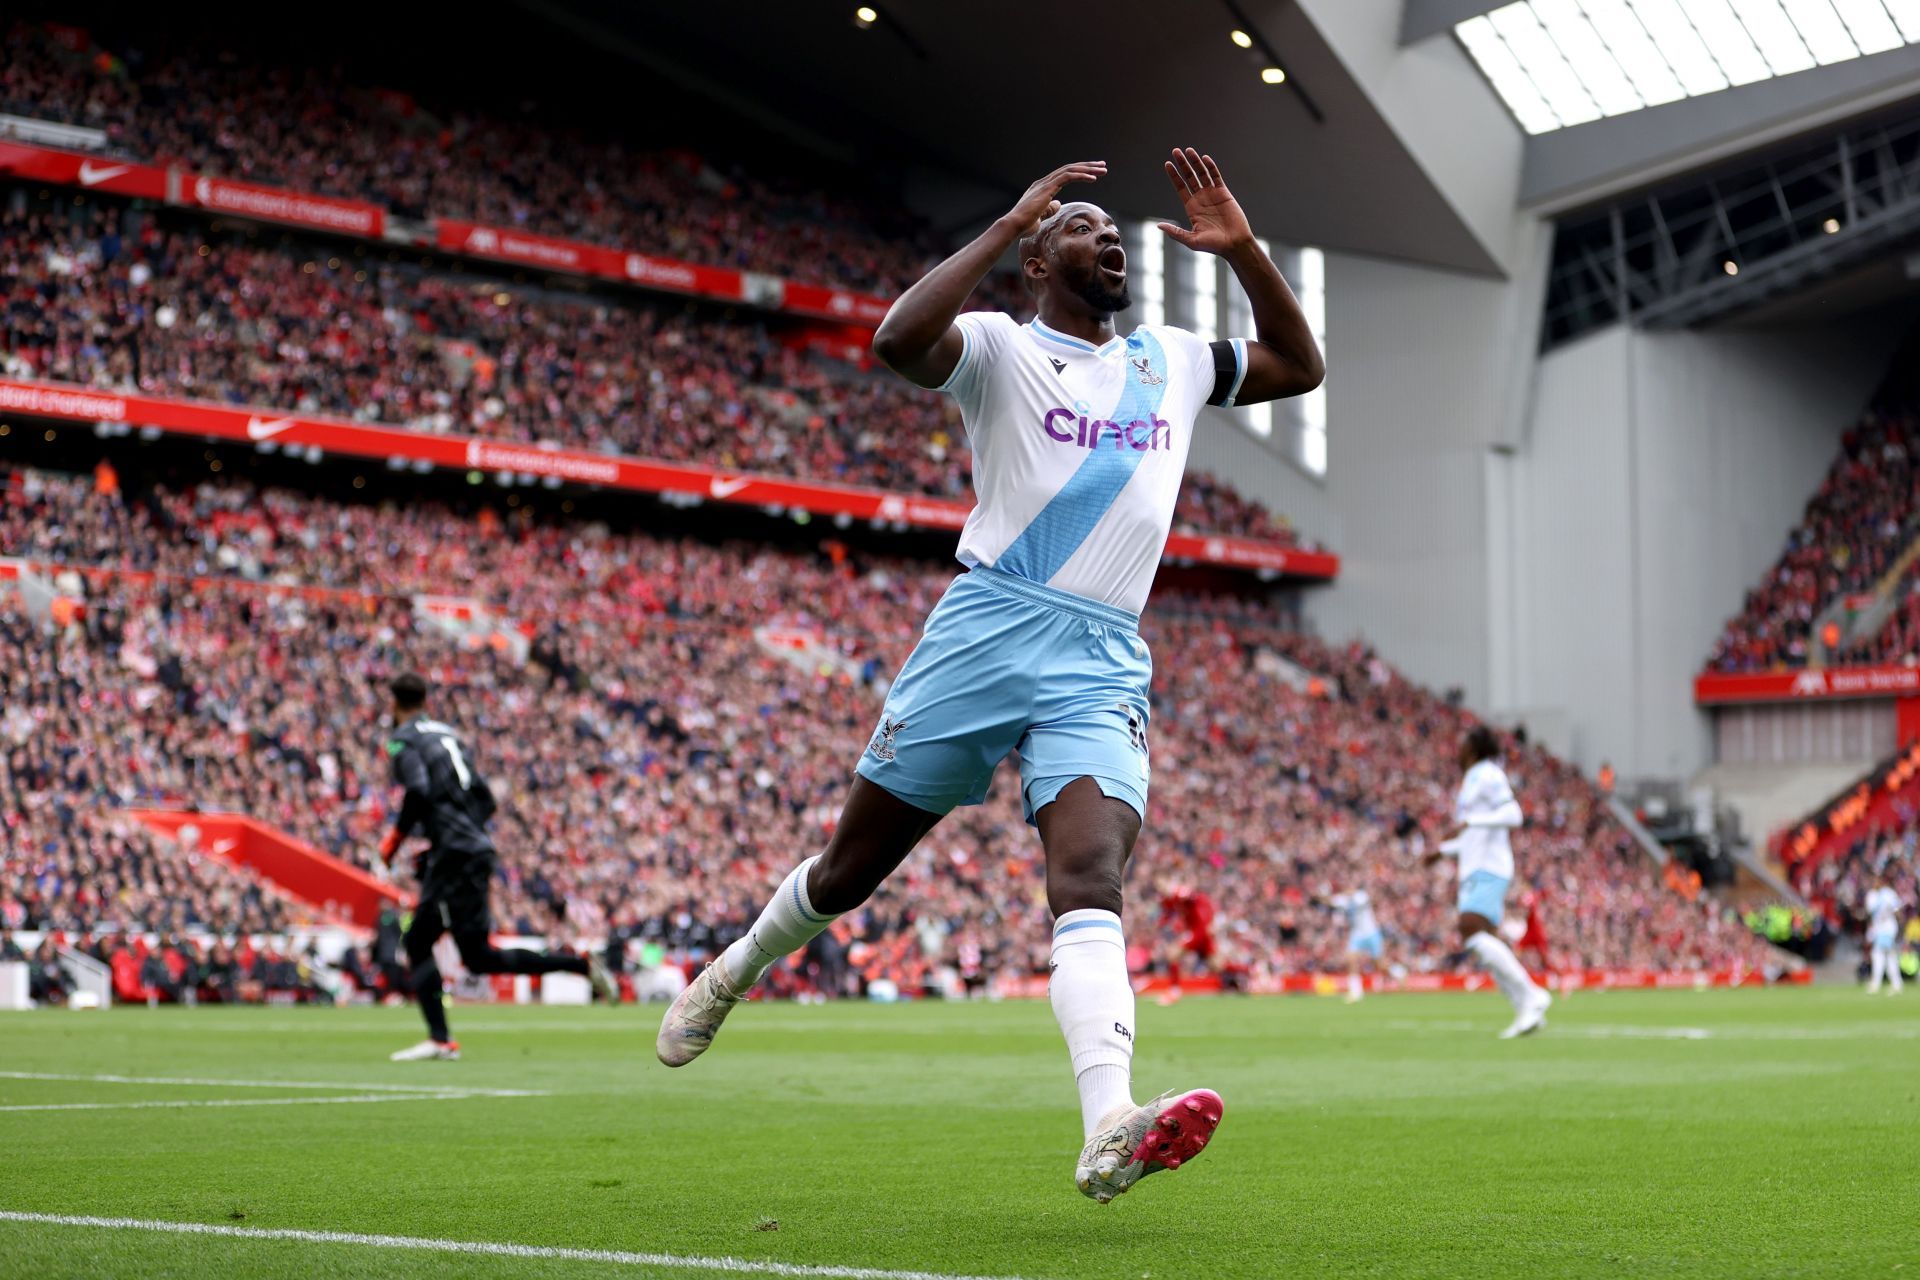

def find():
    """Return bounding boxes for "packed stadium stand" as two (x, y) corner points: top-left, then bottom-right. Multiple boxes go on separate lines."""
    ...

(0, 17), (970, 298)
(1705, 400), (1920, 673)
(0, 453), (1771, 1000)
(0, 178), (1307, 544)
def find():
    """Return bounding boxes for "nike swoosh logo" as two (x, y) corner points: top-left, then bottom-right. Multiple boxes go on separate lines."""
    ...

(709, 477), (752, 499)
(78, 161), (132, 186)
(246, 416), (297, 441)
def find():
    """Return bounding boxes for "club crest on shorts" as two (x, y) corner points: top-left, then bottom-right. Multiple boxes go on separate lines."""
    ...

(1130, 355), (1163, 385)
(869, 715), (908, 763)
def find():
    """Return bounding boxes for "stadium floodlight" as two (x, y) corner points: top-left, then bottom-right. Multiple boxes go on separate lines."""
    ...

(854, 6), (877, 28)
(1230, 29), (1253, 48)
(1780, 0), (1864, 63)
(1824, 217), (1841, 232)
(1723, 259), (1740, 274)
(1260, 66), (1287, 83)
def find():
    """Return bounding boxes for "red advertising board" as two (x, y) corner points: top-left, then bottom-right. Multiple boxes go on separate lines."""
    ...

(185, 173), (384, 236)
(1694, 664), (1920, 705)
(994, 967), (1805, 999)
(435, 218), (748, 302)
(0, 376), (1339, 580)
(781, 282), (894, 327)
(0, 141), (167, 198)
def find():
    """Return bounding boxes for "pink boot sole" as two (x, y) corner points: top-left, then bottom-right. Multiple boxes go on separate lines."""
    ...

(1130, 1088), (1223, 1174)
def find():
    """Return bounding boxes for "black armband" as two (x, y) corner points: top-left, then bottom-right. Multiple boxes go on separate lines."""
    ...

(1206, 339), (1244, 408)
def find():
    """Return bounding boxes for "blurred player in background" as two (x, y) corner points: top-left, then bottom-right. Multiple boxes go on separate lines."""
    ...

(1156, 881), (1217, 1004)
(1426, 725), (1550, 1039)
(1327, 887), (1382, 1004)
(1864, 879), (1904, 995)
(1512, 883), (1573, 997)
(656, 149), (1324, 1204)
(381, 673), (616, 1061)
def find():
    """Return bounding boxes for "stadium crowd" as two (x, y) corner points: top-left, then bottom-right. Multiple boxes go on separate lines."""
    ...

(0, 190), (1308, 545)
(1, 17), (1030, 306)
(0, 459), (1772, 1002)
(1791, 813), (1920, 947)
(1707, 406), (1920, 672)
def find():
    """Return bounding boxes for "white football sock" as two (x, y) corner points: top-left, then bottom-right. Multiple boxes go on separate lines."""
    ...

(719, 856), (840, 991)
(1869, 948), (1889, 994)
(1467, 931), (1540, 1013)
(1893, 956), (1905, 994)
(1348, 972), (1363, 1000)
(1050, 908), (1136, 1138)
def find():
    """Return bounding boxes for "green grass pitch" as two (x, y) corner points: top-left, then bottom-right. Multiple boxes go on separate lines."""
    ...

(0, 987), (1912, 1279)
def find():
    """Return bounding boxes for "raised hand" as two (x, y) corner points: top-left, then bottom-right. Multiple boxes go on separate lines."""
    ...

(1007, 161), (1107, 239)
(1158, 148), (1254, 256)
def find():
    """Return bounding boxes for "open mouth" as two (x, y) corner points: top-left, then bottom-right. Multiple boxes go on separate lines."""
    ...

(1097, 246), (1127, 278)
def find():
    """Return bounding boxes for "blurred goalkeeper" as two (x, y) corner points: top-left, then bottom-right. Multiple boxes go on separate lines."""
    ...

(380, 673), (615, 1061)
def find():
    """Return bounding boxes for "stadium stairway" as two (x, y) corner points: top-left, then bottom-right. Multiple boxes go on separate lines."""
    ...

(125, 810), (402, 929)
(1812, 529), (1920, 664)
(1691, 761), (1878, 869)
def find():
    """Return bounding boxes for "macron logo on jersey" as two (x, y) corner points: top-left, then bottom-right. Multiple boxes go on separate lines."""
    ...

(1042, 407), (1174, 452)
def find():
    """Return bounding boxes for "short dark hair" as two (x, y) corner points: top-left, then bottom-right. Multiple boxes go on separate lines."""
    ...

(390, 672), (428, 710)
(1463, 724), (1502, 765)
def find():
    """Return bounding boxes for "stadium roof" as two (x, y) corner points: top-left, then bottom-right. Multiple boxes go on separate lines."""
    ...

(1451, 1), (1920, 135)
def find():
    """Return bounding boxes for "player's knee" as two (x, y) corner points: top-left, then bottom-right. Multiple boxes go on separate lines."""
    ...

(807, 849), (877, 916)
(1046, 841), (1127, 916)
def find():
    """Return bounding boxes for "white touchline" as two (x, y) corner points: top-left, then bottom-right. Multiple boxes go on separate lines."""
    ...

(0, 1071), (543, 1095)
(0, 1212), (1035, 1280)
(0, 1094), (484, 1114)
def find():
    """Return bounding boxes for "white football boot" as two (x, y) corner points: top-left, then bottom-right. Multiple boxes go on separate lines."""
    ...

(655, 961), (745, 1067)
(1074, 1088), (1224, 1204)
(1500, 991), (1551, 1040)
(389, 1039), (460, 1062)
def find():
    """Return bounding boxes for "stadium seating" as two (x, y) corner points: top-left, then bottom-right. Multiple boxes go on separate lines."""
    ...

(0, 460), (1771, 992)
(1791, 816), (1919, 942)
(0, 189), (1311, 546)
(1706, 405), (1920, 672)
(0, 17), (1020, 302)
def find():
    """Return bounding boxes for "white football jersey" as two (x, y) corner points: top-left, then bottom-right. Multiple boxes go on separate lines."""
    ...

(1867, 886), (1901, 934)
(1332, 890), (1379, 938)
(938, 312), (1247, 615)
(1452, 759), (1520, 881)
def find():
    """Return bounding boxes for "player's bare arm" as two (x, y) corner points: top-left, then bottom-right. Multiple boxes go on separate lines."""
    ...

(1160, 147), (1325, 402)
(872, 160), (1106, 388)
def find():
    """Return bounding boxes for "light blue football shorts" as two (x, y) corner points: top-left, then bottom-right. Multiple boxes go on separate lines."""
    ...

(855, 566), (1151, 826)
(1349, 930), (1384, 959)
(1457, 871), (1511, 923)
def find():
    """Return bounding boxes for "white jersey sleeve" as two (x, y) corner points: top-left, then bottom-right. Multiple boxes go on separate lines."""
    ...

(937, 311), (1020, 428)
